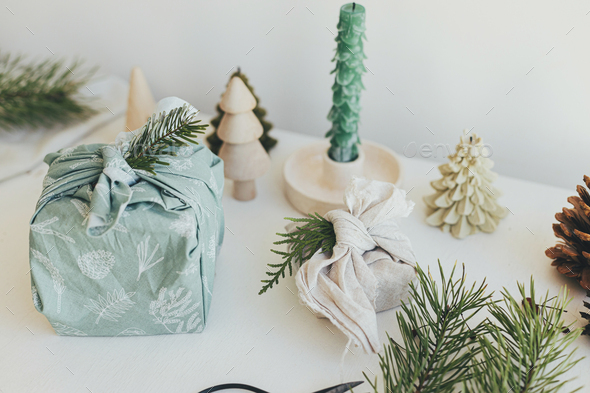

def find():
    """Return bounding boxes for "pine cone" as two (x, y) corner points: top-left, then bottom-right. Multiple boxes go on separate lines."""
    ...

(546, 175), (590, 290)
(581, 292), (590, 336)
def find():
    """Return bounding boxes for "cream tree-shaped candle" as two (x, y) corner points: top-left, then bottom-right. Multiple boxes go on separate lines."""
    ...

(218, 77), (270, 201)
(424, 131), (507, 239)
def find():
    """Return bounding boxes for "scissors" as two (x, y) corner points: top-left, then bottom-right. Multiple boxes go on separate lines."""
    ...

(197, 381), (363, 393)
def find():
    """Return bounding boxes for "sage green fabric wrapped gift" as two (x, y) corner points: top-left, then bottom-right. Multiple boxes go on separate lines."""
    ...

(29, 98), (224, 336)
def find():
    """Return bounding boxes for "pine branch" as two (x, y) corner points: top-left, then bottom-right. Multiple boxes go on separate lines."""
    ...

(364, 262), (491, 393)
(259, 213), (336, 295)
(0, 53), (97, 130)
(125, 104), (208, 175)
(465, 279), (583, 393)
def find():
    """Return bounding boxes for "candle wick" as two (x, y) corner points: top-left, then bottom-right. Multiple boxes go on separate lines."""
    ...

(470, 136), (473, 143)
(237, 66), (241, 74)
(352, 2), (356, 11)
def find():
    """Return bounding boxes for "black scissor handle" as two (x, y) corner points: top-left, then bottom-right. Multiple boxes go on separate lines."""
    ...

(198, 383), (270, 393)
(197, 381), (362, 393)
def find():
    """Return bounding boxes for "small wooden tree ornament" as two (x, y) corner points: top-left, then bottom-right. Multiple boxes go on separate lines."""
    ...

(125, 67), (155, 132)
(207, 69), (276, 154)
(217, 77), (270, 201)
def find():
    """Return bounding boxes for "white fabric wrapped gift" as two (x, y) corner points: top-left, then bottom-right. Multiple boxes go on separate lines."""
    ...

(295, 177), (417, 353)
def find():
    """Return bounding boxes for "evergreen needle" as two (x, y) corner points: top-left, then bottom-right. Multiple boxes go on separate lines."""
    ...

(125, 104), (208, 174)
(465, 279), (583, 393)
(0, 53), (97, 130)
(365, 262), (491, 393)
(259, 213), (336, 295)
(365, 263), (583, 393)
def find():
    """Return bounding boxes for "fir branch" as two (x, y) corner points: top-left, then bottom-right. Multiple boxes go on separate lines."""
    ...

(465, 279), (582, 393)
(364, 262), (491, 393)
(259, 213), (336, 295)
(125, 104), (208, 175)
(0, 53), (97, 130)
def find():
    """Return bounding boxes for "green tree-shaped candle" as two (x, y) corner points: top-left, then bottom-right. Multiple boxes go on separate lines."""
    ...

(326, 3), (366, 162)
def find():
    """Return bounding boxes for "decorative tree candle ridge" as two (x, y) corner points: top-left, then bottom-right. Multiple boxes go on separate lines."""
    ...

(326, 3), (366, 163)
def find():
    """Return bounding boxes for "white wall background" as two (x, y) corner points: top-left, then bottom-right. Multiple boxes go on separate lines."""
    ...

(2, 0), (590, 188)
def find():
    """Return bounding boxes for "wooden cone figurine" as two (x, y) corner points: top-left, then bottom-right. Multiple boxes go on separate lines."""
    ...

(217, 77), (270, 201)
(423, 131), (507, 239)
(125, 67), (155, 132)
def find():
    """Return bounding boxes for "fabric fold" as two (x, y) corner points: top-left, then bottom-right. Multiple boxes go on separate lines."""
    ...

(86, 145), (138, 237)
(295, 177), (416, 353)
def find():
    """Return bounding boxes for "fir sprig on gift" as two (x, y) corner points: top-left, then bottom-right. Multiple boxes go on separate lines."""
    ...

(465, 280), (581, 393)
(125, 104), (208, 175)
(365, 262), (490, 393)
(0, 53), (97, 130)
(259, 214), (336, 295)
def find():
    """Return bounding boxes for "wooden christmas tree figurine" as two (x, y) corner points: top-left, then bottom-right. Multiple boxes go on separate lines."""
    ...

(208, 69), (276, 155)
(217, 77), (270, 201)
(424, 131), (507, 239)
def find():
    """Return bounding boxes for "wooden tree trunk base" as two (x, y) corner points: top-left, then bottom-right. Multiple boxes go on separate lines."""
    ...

(233, 180), (257, 201)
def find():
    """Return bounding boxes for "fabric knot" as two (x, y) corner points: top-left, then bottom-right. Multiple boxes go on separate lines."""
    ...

(325, 210), (375, 252)
(100, 144), (140, 187)
(85, 145), (141, 237)
(35, 98), (223, 239)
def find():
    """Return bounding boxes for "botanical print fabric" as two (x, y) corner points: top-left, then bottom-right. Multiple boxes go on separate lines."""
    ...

(29, 140), (224, 336)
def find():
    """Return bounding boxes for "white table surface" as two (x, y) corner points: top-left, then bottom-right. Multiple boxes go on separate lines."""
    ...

(0, 116), (587, 393)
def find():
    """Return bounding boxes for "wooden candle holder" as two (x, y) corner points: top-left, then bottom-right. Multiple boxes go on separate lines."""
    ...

(283, 140), (404, 216)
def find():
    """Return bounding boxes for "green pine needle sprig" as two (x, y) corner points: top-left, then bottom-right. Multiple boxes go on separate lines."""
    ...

(365, 262), (491, 393)
(259, 213), (336, 295)
(0, 53), (97, 130)
(464, 280), (582, 393)
(125, 104), (208, 175)
(365, 262), (583, 393)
